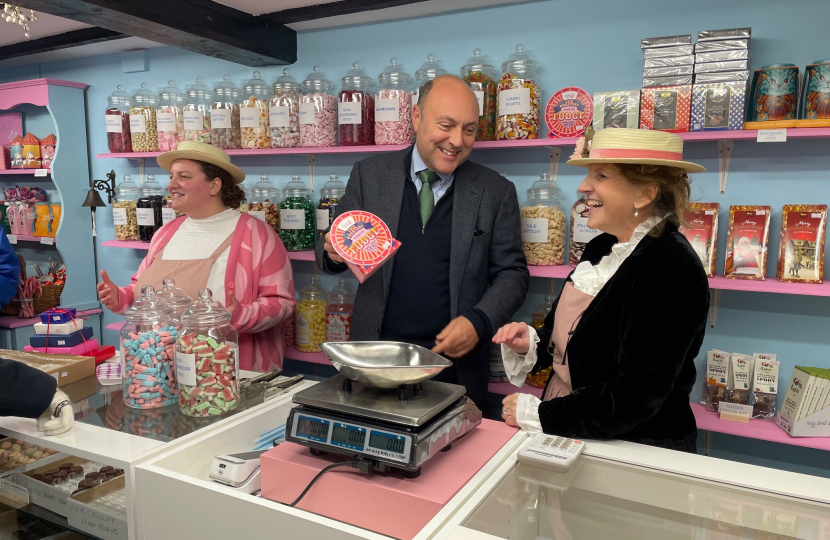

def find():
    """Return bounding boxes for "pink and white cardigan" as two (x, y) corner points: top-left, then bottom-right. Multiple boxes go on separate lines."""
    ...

(113, 213), (296, 372)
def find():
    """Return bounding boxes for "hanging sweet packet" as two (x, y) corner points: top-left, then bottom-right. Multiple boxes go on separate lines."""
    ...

(777, 204), (827, 284)
(680, 203), (719, 277)
(751, 353), (780, 418)
(729, 353), (753, 405)
(702, 349), (731, 411)
(724, 205), (771, 280)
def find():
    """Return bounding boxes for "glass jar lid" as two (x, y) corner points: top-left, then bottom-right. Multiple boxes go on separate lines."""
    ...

(243, 71), (272, 99)
(116, 174), (140, 201)
(501, 44), (538, 76)
(273, 68), (301, 94)
(328, 277), (356, 304)
(124, 285), (174, 325)
(320, 174), (346, 200)
(131, 82), (158, 107)
(250, 174), (280, 202)
(302, 66), (335, 94)
(377, 57), (413, 90)
(108, 84), (132, 108)
(526, 172), (562, 201)
(181, 288), (232, 326)
(159, 80), (185, 106)
(415, 53), (448, 83)
(283, 173), (310, 199)
(461, 48), (496, 79)
(341, 61), (373, 90)
(155, 277), (192, 314)
(300, 275), (328, 302)
(213, 74), (241, 103)
(186, 77), (213, 105)
(139, 174), (165, 197)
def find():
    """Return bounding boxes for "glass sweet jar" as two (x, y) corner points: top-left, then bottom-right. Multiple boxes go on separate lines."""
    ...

(569, 192), (602, 265)
(105, 85), (132, 153)
(295, 276), (328, 352)
(338, 61), (374, 146)
(248, 174), (281, 235)
(413, 53), (448, 107)
(279, 174), (316, 251)
(316, 173), (346, 238)
(525, 294), (555, 389)
(300, 66), (337, 147)
(497, 44), (541, 140)
(113, 174), (139, 241)
(270, 68), (301, 148)
(183, 77), (213, 143)
(241, 71), (272, 149)
(120, 285), (179, 409)
(461, 48), (498, 141)
(155, 277), (192, 321)
(326, 278), (356, 342)
(156, 80), (186, 151)
(374, 58), (414, 145)
(176, 288), (240, 417)
(521, 172), (566, 266)
(210, 75), (242, 150)
(130, 83), (159, 152)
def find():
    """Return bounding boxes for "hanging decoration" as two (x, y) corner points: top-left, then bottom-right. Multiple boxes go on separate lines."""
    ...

(2, 4), (37, 38)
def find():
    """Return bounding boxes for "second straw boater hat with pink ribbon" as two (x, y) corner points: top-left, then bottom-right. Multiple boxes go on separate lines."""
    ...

(567, 129), (705, 173)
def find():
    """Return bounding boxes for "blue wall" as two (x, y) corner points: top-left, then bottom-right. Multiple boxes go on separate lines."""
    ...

(2, 0), (829, 476)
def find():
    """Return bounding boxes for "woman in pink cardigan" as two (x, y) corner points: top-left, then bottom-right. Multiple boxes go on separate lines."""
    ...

(97, 142), (295, 372)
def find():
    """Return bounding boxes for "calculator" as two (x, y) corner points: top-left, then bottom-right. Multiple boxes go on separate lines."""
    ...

(517, 433), (585, 473)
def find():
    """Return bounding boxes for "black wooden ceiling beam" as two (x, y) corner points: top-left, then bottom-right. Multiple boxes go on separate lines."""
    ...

(259, 0), (435, 25)
(16, 0), (296, 67)
(0, 27), (125, 61)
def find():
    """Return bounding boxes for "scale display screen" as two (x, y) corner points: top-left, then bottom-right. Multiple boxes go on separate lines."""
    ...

(331, 423), (366, 451)
(369, 432), (406, 454)
(296, 416), (330, 442)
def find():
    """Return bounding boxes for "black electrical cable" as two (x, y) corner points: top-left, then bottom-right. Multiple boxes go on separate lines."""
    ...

(287, 461), (359, 507)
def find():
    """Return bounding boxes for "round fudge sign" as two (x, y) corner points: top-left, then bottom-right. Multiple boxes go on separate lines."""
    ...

(545, 87), (593, 138)
(331, 210), (395, 266)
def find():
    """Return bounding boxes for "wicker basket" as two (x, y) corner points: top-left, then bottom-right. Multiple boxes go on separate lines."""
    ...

(0, 254), (64, 318)
(0, 254), (25, 316)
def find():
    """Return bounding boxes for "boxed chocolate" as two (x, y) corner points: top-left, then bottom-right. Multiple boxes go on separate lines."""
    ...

(0, 349), (95, 386)
(696, 50), (749, 63)
(691, 82), (748, 131)
(695, 39), (750, 53)
(593, 90), (641, 130)
(330, 210), (402, 284)
(40, 307), (77, 324)
(680, 203), (719, 277)
(695, 60), (750, 74)
(777, 204), (827, 284)
(643, 75), (694, 88)
(644, 55), (695, 68)
(640, 85), (692, 132)
(641, 35), (692, 48)
(697, 28), (752, 41)
(29, 326), (94, 348)
(724, 205), (771, 280)
(643, 44), (695, 58)
(695, 71), (750, 84)
(643, 65), (694, 78)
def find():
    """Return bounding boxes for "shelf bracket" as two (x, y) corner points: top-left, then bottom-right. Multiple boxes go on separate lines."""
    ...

(549, 147), (561, 183)
(708, 289), (721, 328)
(717, 139), (733, 194)
(308, 154), (316, 191)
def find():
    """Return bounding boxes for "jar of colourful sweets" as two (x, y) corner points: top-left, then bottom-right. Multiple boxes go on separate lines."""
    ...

(105, 85), (132, 152)
(375, 57), (414, 145)
(210, 75), (242, 150)
(300, 66), (337, 147)
(183, 77), (213, 144)
(270, 68), (301, 148)
(156, 80), (186, 151)
(279, 174), (316, 251)
(338, 61), (374, 146)
(497, 44), (541, 140)
(461, 48), (497, 141)
(316, 173), (346, 239)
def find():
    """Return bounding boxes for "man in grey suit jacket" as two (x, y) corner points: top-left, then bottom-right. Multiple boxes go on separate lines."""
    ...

(317, 76), (529, 413)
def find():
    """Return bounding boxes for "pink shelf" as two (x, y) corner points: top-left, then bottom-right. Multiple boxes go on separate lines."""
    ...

(0, 308), (102, 329)
(487, 381), (543, 399)
(101, 240), (150, 250)
(692, 403), (830, 452)
(0, 169), (49, 176)
(708, 276), (830, 297)
(10, 234), (54, 244)
(105, 320), (125, 331)
(287, 251), (315, 262)
(528, 265), (573, 279)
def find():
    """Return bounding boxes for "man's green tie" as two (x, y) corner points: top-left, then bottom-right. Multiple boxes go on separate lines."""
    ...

(417, 169), (441, 226)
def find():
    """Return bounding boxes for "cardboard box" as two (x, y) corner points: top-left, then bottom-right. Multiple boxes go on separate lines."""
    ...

(691, 81), (748, 131)
(30, 326), (94, 348)
(61, 376), (98, 403)
(40, 308), (77, 324)
(0, 349), (95, 386)
(640, 85), (692, 132)
(25, 338), (100, 356)
(330, 211), (401, 284)
(777, 403), (830, 437)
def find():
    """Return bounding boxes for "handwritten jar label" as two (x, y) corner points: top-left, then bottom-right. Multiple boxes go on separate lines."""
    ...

(375, 98), (400, 122)
(280, 209), (306, 230)
(210, 109), (233, 129)
(299, 102), (316, 125)
(499, 88), (531, 116)
(239, 107), (260, 128)
(270, 106), (290, 128)
(129, 115), (146, 133)
(521, 217), (549, 243)
(338, 102), (362, 125)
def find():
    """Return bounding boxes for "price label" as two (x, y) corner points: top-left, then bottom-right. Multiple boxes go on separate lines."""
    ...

(280, 209), (306, 230)
(718, 402), (753, 423)
(129, 114), (146, 133)
(161, 208), (177, 225)
(175, 351), (196, 386)
(299, 102), (316, 125)
(0, 478), (30, 504)
(7, 235), (17, 244)
(757, 129), (787, 142)
(240, 107), (261, 128)
(338, 102), (362, 125)
(112, 208), (128, 226)
(40, 237), (54, 245)
(183, 110), (204, 130)
(210, 109), (233, 129)
(34, 169), (48, 177)
(521, 218), (549, 243)
(136, 208), (155, 226)
(156, 111), (176, 132)
(499, 88), (531, 116)
(375, 98), (400, 122)
(270, 106), (290, 128)
(105, 115), (123, 133)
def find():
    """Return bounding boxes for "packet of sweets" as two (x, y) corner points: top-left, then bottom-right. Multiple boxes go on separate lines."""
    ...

(729, 353), (753, 405)
(702, 349), (731, 411)
(751, 353), (780, 418)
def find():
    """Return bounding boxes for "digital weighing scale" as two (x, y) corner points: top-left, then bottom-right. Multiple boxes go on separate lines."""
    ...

(285, 342), (482, 478)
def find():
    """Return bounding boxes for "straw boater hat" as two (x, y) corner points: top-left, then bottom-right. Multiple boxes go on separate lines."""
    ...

(567, 129), (705, 173)
(157, 141), (245, 184)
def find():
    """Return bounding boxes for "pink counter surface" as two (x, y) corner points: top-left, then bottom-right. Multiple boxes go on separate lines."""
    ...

(261, 419), (518, 540)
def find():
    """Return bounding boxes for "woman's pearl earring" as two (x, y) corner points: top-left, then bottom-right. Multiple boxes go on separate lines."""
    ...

(634, 208), (639, 217)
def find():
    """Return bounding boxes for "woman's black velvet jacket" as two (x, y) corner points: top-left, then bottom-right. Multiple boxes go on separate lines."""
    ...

(535, 222), (709, 453)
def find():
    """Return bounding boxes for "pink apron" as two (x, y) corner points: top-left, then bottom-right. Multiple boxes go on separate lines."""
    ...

(543, 282), (594, 401)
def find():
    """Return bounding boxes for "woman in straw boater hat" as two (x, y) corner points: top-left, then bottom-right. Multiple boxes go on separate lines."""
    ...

(495, 129), (709, 453)
(97, 142), (295, 372)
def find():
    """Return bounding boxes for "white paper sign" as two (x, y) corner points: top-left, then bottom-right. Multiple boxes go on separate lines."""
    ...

(7, 235), (17, 244)
(412, 89), (419, 114)
(161, 208), (177, 225)
(40, 237), (54, 245)
(299, 102), (316, 125)
(156, 111), (176, 132)
(375, 98), (400, 122)
(573, 217), (601, 243)
(474, 91), (485, 116)
(136, 208), (155, 226)
(0, 478), (29, 504)
(718, 402), (753, 423)
(280, 209), (306, 230)
(129, 114), (146, 133)
(248, 210), (266, 222)
(183, 110), (204, 130)
(499, 88), (531, 116)
(240, 107), (260, 128)
(338, 102), (362, 125)
(210, 109), (233, 129)
(35, 169), (48, 177)
(316, 209), (330, 230)
(175, 351), (196, 386)
(69, 499), (127, 540)
(757, 129), (787, 142)
(105, 115), (123, 133)
(521, 217), (549, 242)
(269, 106), (290, 128)
(112, 208), (128, 226)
